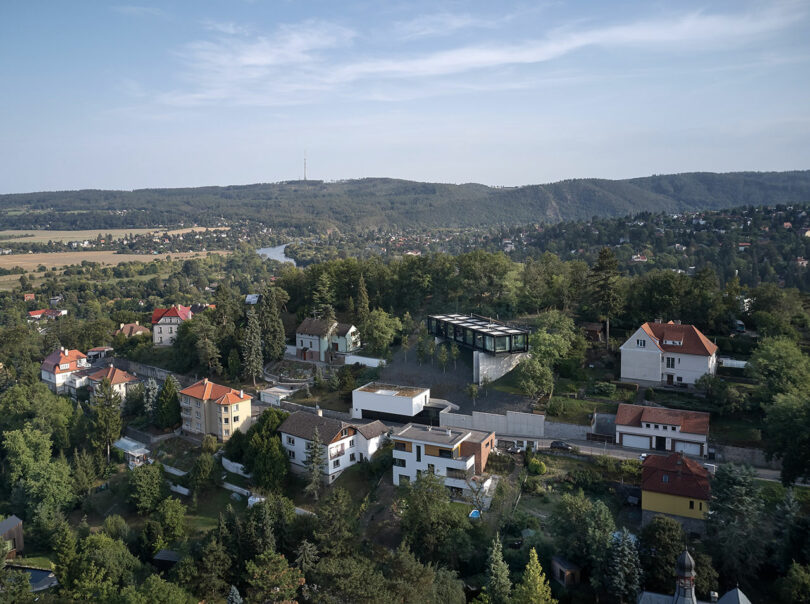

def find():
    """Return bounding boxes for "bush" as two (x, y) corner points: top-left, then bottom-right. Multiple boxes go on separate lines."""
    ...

(528, 458), (547, 476)
(592, 382), (617, 398)
(566, 468), (601, 492)
(645, 387), (656, 401)
(546, 398), (563, 416)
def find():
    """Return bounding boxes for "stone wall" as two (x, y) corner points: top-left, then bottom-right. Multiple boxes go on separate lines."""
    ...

(544, 420), (591, 441)
(713, 444), (781, 470)
(440, 409), (545, 438)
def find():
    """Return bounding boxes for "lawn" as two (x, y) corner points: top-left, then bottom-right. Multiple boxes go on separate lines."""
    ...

(539, 396), (619, 425)
(291, 389), (351, 413)
(187, 488), (247, 535)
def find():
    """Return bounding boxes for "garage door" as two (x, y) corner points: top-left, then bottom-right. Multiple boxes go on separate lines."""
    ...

(674, 441), (701, 455)
(622, 434), (650, 449)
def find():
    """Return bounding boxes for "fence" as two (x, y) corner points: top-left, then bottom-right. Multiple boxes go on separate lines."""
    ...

(221, 456), (252, 478)
(543, 421), (591, 441)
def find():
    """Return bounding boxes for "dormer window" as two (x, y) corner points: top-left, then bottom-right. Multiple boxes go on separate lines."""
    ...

(636, 339), (646, 348)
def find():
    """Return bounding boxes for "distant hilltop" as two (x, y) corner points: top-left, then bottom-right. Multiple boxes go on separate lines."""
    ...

(1, 170), (809, 231)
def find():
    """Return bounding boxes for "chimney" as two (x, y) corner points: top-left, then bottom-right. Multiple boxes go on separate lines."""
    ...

(120, 323), (124, 329)
(655, 317), (662, 324)
(135, 321), (139, 325)
(316, 406), (323, 417)
(203, 377), (208, 384)
(239, 389), (244, 398)
(446, 429), (451, 436)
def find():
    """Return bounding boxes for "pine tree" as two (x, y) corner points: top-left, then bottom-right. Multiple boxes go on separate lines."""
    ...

(227, 348), (240, 381)
(607, 528), (642, 603)
(196, 319), (223, 375)
(226, 585), (243, 604)
(72, 448), (97, 496)
(92, 378), (122, 463)
(303, 428), (325, 501)
(312, 272), (335, 319)
(356, 274), (370, 329)
(143, 378), (159, 423)
(259, 287), (286, 363)
(295, 539), (319, 575)
(155, 375), (180, 429)
(512, 548), (556, 604)
(591, 247), (622, 348)
(241, 308), (264, 387)
(486, 534), (511, 604)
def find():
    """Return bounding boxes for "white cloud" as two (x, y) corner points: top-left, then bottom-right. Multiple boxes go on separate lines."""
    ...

(202, 20), (250, 36)
(394, 12), (500, 39)
(156, 4), (803, 107)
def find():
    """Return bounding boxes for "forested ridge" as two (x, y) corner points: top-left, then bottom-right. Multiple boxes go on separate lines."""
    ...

(2, 170), (809, 231)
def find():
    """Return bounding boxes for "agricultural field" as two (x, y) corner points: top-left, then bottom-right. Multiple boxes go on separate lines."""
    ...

(0, 250), (224, 271)
(0, 226), (229, 243)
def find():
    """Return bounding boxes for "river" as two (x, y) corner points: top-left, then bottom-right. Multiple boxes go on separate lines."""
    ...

(257, 243), (296, 266)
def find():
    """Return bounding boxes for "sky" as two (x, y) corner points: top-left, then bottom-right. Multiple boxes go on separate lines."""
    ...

(1, 1), (809, 193)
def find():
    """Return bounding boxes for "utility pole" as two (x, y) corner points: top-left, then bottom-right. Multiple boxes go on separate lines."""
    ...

(303, 151), (307, 181)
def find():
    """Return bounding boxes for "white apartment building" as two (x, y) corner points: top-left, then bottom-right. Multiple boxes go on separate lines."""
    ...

(278, 411), (388, 483)
(620, 320), (718, 386)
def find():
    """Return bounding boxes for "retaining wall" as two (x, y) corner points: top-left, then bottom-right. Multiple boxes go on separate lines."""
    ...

(440, 409), (545, 438)
(222, 457), (252, 478)
(473, 350), (529, 384)
(543, 421), (591, 441)
(113, 358), (196, 388)
(713, 444), (781, 470)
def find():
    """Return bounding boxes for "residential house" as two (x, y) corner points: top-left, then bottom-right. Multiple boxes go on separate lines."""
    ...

(392, 423), (496, 501)
(580, 321), (604, 343)
(86, 346), (114, 362)
(278, 411), (388, 483)
(619, 320), (718, 386)
(86, 365), (139, 401)
(641, 453), (710, 535)
(23, 293), (35, 302)
(615, 403), (709, 456)
(27, 308), (68, 322)
(0, 515), (24, 557)
(41, 348), (89, 394)
(295, 318), (361, 363)
(179, 378), (252, 441)
(113, 437), (151, 470)
(151, 305), (193, 346)
(114, 321), (150, 338)
(351, 382), (431, 420)
(737, 242), (750, 251)
(551, 557), (581, 588)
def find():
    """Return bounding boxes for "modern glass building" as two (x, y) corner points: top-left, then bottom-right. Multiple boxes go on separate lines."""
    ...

(427, 314), (529, 355)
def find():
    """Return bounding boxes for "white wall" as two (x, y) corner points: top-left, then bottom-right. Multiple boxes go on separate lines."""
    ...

(620, 328), (662, 382)
(280, 431), (369, 482)
(343, 354), (384, 368)
(473, 351), (529, 384)
(393, 445), (475, 486)
(440, 410), (545, 438)
(665, 353), (715, 385)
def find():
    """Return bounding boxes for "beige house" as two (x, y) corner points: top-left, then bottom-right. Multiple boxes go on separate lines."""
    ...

(179, 378), (251, 441)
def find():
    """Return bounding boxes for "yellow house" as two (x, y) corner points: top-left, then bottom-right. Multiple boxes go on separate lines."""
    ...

(641, 452), (710, 534)
(179, 378), (252, 442)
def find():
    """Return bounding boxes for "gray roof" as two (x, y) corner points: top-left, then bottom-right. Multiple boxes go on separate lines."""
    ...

(717, 588), (752, 604)
(393, 423), (492, 446)
(336, 322), (355, 336)
(154, 549), (181, 562)
(296, 317), (336, 337)
(0, 514), (22, 535)
(278, 411), (387, 443)
(355, 420), (388, 440)
(592, 413), (616, 436)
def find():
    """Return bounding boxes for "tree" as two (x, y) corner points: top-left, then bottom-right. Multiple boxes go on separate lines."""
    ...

(607, 528), (642, 603)
(129, 463), (166, 515)
(314, 487), (357, 556)
(248, 430), (289, 492)
(304, 427), (325, 501)
(156, 497), (187, 542)
(401, 333), (411, 362)
(706, 464), (763, 583)
(189, 452), (215, 495)
(196, 537), (231, 600)
(363, 309), (402, 357)
(92, 378), (122, 462)
(313, 271), (336, 319)
(143, 378), (159, 423)
(516, 356), (554, 400)
(202, 433), (218, 454)
(102, 515), (130, 542)
(437, 344), (449, 373)
(241, 308), (264, 387)
(118, 574), (196, 604)
(512, 548), (556, 604)
(356, 274), (370, 329)
(766, 392), (810, 484)
(693, 552), (719, 601)
(450, 342), (460, 369)
(226, 585), (244, 604)
(245, 551), (304, 603)
(639, 515), (685, 593)
(72, 447), (97, 497)
(486, 534), (511, 604)
(227, 347), (241, 381)
(259, 286), (286, 363)
(295, 539), (319, 575)
(0, 541), (33, 604)
(779, 562), (810, 604)
(591, 247), (623, 347)
(747, 336), (810, 402)
(155, 375), (181, 430)
(466, 383), (479, 407)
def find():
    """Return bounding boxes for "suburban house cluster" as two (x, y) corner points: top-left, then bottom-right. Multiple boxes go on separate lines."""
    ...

(620, 320), (718, 386)
(294, 317), (361, 363)
(40, 347), (140, 400)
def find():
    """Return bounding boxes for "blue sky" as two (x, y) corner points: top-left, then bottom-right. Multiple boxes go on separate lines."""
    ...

(1, 1), (808, 193)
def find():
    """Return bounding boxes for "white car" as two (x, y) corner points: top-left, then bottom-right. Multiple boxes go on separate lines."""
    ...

(638, 453), (648, 462)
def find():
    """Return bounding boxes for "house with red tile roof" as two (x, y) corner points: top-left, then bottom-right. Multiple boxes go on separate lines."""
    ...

(151, 305), (193, 347)
(179, 378), (252, 441)
(615, 403), (709, 456)
(114, 321), (151, 338)
(40, 348), (89, 394)
(641, 452), (710, 534)
(87, 365), (139, 401)
(619, 320), (718, 386)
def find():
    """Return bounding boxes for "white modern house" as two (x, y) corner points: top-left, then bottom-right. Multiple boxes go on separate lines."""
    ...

(278, 411), (388, 483)
(615, 403), (710, 456)
(620, 320), (718, 386)
(392, 423), (496, 501)
(351, 382), (431, 420)
(40, 348), (89, 394)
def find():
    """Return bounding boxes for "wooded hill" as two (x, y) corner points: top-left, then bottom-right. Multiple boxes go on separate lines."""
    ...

(2, 170), (809, 231)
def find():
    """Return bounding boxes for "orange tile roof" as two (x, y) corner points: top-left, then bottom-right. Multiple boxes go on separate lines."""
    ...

(615, 403), (710, 436)
(88, 366), (138, 385)
(640, 321), (717, 357)
(180, 378), (251, 405)
(642, 452), (710, 500)
(41, 349), (87, 374)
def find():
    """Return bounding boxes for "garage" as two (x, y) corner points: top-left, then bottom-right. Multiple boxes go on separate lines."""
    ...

(621, 434), (651, 449)
(674, 441), (702, 456)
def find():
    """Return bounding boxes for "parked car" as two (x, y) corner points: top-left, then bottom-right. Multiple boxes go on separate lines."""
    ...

(550, 441), (574, 451)
(639, 453), (648, 462)
(508, 445), (525, 454)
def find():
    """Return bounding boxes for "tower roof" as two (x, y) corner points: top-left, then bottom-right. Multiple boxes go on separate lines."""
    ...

(676, 549), (695, 578)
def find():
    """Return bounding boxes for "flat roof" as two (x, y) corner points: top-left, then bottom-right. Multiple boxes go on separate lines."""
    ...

(393, 423), (492, 446)
(356, 382), (428, 397)
(429, 313), (529, 337)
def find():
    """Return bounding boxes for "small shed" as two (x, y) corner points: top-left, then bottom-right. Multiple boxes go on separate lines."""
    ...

(551, 556), (581, 587)
(581, 322), (605, 343)
(87, 346), (114, 362)
(113, 437), (151, 469)
(153, 549), (181, 571)
(0, 515), (24, 557)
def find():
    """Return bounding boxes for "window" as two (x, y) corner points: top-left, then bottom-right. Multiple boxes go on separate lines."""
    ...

(637, 339), (646, 347)
(416, 445), (421, 463)
(689, 500), (695, 510)
(662, 474), (669, 483)
(287, 450), (295, 459)
(332, 459), (340, 469)
(654, 424), (659, 430)
(677, 377), (683, 383)
(671, 426), (676, 431)
(223, 417), (229, 424)
(438, 449), (452, 459)
(393, 458), (406, 467)
(195, 412), (201, 419)
(224, 429), (229, 436)
(394, 442), (407, 451)
(341, 428), (349, 437)
(699, 502), (703, 511)
(666, 357), (675, 369)
(299, 340), (303, 347)
(646, 423), (651, 428)
(196, 401), (201, 407)
(350, 453), (356, 462)
(287, 436), (295, 445)
(59, 363), (70, 370)
(427, 463), (435, 474)
(349, 438), (355, 448)
(234, 405), (239, 412)
(233, 416), (239, 423)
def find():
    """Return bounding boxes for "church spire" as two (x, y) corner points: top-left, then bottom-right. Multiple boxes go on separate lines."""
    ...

(672, 549), (698, 604)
